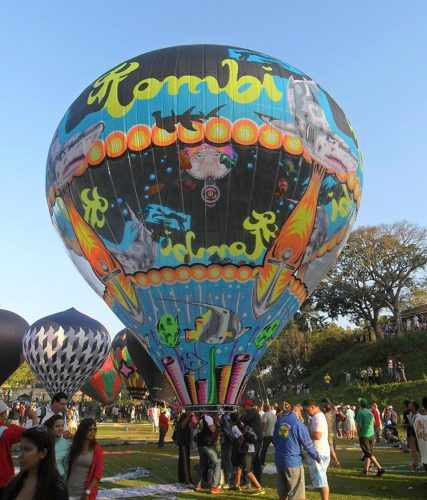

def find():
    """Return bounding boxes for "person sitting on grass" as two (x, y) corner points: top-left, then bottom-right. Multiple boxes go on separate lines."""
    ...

(230, 413), (265, 495)
(355, 398), (385, 477)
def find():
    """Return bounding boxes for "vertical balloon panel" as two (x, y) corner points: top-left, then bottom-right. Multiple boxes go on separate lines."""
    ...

(46, 45), (363, 410)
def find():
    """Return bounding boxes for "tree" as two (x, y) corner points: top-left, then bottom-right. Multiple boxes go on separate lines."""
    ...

(313, 232), (387, 341)
(355, 222), (427, 335)
(1, 362), (37, 389)
(314, 222), (427, 338)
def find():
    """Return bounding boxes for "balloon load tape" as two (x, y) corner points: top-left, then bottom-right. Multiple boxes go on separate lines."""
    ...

(185, 404), (240, 414)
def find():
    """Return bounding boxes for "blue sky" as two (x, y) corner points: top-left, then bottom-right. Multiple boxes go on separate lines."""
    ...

(0, 1), (425, 335)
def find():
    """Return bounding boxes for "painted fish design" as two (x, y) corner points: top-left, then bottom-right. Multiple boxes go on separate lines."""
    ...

(161, 298), (250, 344)
(153, 105), (225, 133)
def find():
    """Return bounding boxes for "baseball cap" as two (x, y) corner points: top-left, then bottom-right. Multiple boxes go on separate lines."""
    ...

(243, 399), (254, 408)
(0, 400), (10, 414)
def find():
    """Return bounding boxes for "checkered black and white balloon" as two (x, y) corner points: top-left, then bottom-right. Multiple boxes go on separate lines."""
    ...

(23, 308), (110, 397)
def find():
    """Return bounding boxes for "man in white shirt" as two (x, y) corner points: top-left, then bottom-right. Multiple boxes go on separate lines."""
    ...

(37, 392), (68, 431)
(303, 399), (330, 500)
(414, 396), (427, 468)
(260, 403), (276, 466)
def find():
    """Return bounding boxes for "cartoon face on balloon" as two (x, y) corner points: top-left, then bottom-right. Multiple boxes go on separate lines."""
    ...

(46, 45), (363, 409)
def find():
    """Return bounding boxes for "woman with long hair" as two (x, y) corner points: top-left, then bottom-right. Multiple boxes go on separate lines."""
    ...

(45, 414), (71, 478)
(1, 426), (68, 500)
(67, 418), (104, 500)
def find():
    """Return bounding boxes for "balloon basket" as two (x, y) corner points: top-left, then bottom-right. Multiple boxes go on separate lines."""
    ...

(184, 404), (239, 414)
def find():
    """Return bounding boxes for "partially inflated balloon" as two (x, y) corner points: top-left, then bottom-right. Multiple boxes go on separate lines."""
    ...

(82, 353), (122, 404)
(112, 331), (147, 400)
(23, 308), (110, 397)
(46, 45), (363, 410)
(125, 329), (174, 401)
(0, 309), (28, 386)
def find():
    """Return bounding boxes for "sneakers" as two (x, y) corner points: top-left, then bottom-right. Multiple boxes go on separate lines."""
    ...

(231, 485), (241, 491)
(210, 486), (222, 494)
(251, 488), (266, 495)
(377, 468), (385, 477)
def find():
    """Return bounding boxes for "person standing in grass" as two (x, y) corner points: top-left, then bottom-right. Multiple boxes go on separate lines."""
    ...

(158, 407), (169, 448)
(321, 399), (340, 467)
(45, 415), (71, 478)
(303, 400), (331, 500)
(355, 398), (385, 477)
(414, 396), (427, 470)
(273, 403), (319, 500)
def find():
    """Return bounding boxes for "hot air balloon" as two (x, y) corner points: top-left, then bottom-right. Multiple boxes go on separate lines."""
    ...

(0, 309), (28, 386)
(123, 329), (174, 401)
(23, 308), (110, 397)
(112, 330), (147, 400)
(82, 353), (122, 404)
(46, 45), (363, 411)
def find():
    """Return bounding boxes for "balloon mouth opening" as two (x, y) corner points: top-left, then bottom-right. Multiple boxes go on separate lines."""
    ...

(185, 404), (240, 413)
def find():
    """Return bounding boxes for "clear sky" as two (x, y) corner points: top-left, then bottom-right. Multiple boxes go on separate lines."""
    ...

(0, 1), (425, 335)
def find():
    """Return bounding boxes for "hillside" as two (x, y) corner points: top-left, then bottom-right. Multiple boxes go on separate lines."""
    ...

(266, 331), (427, 409)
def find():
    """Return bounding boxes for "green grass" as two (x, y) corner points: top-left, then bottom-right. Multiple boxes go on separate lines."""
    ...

(98, 424), (427, 499)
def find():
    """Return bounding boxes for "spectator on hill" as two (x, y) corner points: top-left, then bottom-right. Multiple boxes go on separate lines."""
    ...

(323, 373), (332, 390)
(396, 361), (407, 382)
(386, 358), (394, 379)
(356, 398), (385, 477)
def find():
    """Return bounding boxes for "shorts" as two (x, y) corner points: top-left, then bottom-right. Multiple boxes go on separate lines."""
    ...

(359, 437), (374, 458)
(307, 453), (330, 489)
(232, 451), (254, 472)
(276, 466), (305, 499)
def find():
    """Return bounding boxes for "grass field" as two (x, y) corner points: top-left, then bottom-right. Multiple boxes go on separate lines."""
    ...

(97, 423), (427, 499)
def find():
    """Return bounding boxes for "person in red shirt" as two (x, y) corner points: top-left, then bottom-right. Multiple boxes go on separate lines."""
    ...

(158, 408), (170, 448)
(0, 399), (38, 494)
(371, 402), (382, 444)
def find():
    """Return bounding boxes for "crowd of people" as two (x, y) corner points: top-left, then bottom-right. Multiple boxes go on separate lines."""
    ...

(1, 390), (427, 499)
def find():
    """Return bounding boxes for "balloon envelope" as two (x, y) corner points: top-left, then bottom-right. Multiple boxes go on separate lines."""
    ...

(125, 329), (174, 401)
(23, 308), (110, 397)
(111, 330), (147, 400)
(0, 309), (28, 386)
(82, 353), (122, 404)
(46, 45), (363, 410)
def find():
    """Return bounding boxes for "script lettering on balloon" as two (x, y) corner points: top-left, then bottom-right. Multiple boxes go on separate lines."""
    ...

(160, 210), (278, 264)
(80, 187), (109, 229)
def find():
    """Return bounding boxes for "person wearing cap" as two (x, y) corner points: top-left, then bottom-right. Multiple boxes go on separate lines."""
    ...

(321, 399), (340, 467)
(355, 398), (385, 476)
(0, 399), (38, 493)
(273, 402), (320, 500)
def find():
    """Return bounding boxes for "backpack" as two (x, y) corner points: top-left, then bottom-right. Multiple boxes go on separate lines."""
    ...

(243, 424), (258, 445)
(196, 416), (217, 447)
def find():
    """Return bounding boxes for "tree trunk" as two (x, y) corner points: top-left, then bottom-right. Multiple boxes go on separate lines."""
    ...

(394, 297), (403, 336)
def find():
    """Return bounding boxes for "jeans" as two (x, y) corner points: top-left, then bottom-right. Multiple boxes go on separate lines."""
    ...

(158, 427), (167, 447)
(199, 445), (221, 487)
(221, 441), (233, 486)
(260, 435), (273, 466)
(252, 438), (263, 481)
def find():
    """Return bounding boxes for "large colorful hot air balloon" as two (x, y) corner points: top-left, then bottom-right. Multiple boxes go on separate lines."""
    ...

(46, 45), (363, 411)
(23, 308), (110, 397)
(82, 353), (122, 404)
(0, 309), (28, 386)
(123, 329), (174, 401)
(112, 330), (147, 400)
